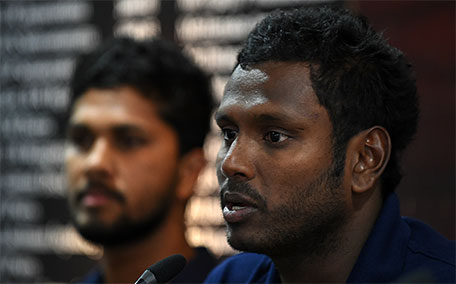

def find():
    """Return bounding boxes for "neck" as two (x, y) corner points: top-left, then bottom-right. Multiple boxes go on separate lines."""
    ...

(273, 188), (383, 283)
(101, 206), (194, 284)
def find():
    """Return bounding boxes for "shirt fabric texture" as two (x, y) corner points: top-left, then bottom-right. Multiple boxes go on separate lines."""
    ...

(78, 247), (218, 283)
(204, 193), (455, 283)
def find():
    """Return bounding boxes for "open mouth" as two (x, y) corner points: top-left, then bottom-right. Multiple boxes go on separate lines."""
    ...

(226, 202), (250, 211)
(223, 191), (257, 208)
(222, 192), (259, 223)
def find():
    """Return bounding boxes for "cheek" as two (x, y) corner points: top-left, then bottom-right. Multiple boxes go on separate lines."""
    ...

(117, 149), (179, 210)
(64, 150), (84, 189)
(215, 147), (227, 182)
(258, 152), (330, 200)
(123, 155), (176, 185)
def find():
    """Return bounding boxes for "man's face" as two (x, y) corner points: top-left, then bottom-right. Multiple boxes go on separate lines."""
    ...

(65, 86), (181, 247)
(215, 63), (349, 257)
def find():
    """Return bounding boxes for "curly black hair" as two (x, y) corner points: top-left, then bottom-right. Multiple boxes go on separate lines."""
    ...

(69, 37), (214, 155)
(237, 7), (419, 194)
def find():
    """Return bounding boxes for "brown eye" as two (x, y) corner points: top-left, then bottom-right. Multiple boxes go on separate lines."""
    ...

(116, 135), (147, 150)
(222, 128), (238, 142)
(67, 126), (94, 151)
(264, 131), (288, 143)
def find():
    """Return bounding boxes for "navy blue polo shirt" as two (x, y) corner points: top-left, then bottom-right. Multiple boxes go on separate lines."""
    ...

(205, 193), (455, 283)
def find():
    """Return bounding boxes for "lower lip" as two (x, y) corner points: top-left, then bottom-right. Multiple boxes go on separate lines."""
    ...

(81, 193), (112, 207)
(223, 206), (258, 223)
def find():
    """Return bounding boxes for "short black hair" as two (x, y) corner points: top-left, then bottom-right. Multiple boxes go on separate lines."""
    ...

(237, 7), (419, 194)
(69, 37), (214, 155)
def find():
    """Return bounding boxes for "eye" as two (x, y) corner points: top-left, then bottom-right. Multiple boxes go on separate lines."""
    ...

(67, 127), (94, 151)
(116, 135), (147, 150)
(221, 128), (238, 142)
(264, 131), (289, 143)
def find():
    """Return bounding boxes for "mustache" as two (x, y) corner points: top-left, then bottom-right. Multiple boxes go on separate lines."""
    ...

(76, 179), (125, 204)
(220, 180), (267, 208)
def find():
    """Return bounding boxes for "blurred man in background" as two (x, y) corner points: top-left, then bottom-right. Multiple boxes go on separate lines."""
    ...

(206, 6), (455, 283)
(65, 37), (216, 283)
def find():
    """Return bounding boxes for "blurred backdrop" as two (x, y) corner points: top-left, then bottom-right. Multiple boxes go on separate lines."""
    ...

(0, 0), (454, 283)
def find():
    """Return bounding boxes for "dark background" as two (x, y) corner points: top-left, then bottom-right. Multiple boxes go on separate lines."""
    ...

(354, 1), (455, 240)
(0, 1), (454, 283)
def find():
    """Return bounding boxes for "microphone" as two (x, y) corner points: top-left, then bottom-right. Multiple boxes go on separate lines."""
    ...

(134, 254), (187, 284)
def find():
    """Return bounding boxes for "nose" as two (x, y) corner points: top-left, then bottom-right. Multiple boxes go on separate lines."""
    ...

(218, 136), (255, 181)
(84, 138), (114, 179)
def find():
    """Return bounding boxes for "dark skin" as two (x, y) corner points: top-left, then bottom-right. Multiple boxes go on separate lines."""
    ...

(216, 62), (391, 283)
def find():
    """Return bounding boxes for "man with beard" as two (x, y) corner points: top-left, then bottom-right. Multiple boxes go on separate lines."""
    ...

(65, 37), (216, 283)
(205, 6), (455, 283)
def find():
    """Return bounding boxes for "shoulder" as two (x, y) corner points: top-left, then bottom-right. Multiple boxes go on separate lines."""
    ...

(402, 217), (455, 282)
(204, 252), (277, 283)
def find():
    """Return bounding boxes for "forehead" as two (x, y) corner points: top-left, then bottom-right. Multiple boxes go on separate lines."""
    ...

(219, 62), (325, 122)
(70, 86), (162, 126)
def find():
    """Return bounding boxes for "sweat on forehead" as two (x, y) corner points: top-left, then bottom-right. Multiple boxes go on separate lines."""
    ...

(219, 62), (324, 125)
(229, 65), (269, 87)
(225, 63), (315, 101)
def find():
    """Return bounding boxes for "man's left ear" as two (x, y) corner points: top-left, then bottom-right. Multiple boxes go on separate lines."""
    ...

(348, 126), (391, 194)
(176, 148), (206, 200)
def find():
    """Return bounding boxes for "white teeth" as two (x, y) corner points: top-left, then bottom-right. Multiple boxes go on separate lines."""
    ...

(232, 206), (246, 210)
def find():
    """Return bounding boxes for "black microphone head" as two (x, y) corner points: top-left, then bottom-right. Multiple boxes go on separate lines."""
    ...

(147, 254), (187, 283)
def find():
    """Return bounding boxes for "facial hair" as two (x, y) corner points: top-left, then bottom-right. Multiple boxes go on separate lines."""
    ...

(222, 159), (348, 259)
(70, 182), (176, 248)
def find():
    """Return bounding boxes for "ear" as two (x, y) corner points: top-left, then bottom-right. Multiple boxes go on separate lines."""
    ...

(175, 148), (206, 201)
(348, 126), (391, 194)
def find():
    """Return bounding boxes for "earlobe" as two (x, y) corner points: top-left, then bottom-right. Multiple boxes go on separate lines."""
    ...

(176, 148), (206, 201)
(351, 126), (391, 194)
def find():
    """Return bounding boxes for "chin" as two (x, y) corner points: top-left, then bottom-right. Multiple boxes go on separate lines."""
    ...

(74, 211), (111, 230)
(226, 226), (270, 254)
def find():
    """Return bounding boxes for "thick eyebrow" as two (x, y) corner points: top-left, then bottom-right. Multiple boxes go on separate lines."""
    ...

(214, 111), (240, 128)
(254, 113), (292, 124)
(214, 111), (229, 123)
(67, 123), (147, 135)
(111, 124), (146, 134)
(66, 123), (90, 135)
(254, 113), (307, 131)
(214, 110), (307, 131)
(214, 110), (293, 123)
